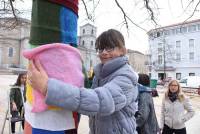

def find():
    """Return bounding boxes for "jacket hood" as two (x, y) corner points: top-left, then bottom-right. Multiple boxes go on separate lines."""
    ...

(137, 84), (152, 92)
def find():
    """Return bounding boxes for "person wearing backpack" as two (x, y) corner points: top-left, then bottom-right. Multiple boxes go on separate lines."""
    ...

(135, 73), (160, 134)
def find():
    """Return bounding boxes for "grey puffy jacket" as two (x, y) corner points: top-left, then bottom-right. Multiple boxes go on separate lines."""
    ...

(46, 56), (138, 134)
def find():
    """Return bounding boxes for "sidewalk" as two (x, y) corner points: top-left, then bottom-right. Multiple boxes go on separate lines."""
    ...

(1, 75), (200, 134)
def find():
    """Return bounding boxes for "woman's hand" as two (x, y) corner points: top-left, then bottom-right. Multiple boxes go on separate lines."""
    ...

(28, 60), (48, 95)
(12, 102), (17, 111)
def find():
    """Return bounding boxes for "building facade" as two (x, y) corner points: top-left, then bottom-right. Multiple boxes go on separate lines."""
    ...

(0, 19), (148, 75)
(147, 19), (200, 80)
(78, 23), (99, 72)
(0, 18), (30, 70)
(127, 49), (148, 74)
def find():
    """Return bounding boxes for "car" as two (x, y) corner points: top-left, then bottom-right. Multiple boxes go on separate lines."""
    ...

(179, 76), (200, 88)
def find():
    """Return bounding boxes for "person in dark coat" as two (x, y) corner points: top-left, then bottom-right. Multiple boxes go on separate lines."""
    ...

(10, 73), (27, 133)
(135, 73), (160, 134)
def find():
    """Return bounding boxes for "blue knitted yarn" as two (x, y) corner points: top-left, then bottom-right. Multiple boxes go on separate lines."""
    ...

(32, 127), (65, 134)
(60, 7), (78, 47)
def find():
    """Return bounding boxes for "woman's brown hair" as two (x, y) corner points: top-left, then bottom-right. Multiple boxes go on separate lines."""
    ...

(165, 80), (185, 101)
(95, 29), (126, 54)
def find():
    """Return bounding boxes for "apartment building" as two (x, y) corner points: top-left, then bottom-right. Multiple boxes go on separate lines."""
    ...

(147, 19), (200, 80)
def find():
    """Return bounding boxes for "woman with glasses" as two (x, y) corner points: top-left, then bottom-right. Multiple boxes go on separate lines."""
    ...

(160, 80), (195, 134)
(27, 29), (138, 134)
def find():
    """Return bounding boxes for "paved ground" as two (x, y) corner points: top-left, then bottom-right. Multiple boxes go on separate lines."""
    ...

(0, 75), (200, 134)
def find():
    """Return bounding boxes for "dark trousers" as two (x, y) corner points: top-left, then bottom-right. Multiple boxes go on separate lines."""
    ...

(64, 129), (77, 134)
(162, 124), (186, 134)
(11, 107), (24, 133)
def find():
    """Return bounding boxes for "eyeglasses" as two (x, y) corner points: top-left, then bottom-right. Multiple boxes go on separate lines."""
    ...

(170, 84), (178, 87)
(97, 47), (115, 53)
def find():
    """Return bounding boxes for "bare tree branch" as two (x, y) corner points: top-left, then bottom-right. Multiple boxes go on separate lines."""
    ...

(184, 0), (200, 21)
(179, 0), (195, 16)
(1, 0), (199, 31)
(114, 0), (129, 30)
(114, 0), (147, 33)
(0, 0), (21, 28)
(93, 0), (101, 11)
(9, 0), (17, 19)
(180, 0), (184, 10)
(81, 0), (92, 20)
(144, 0), (157, 25)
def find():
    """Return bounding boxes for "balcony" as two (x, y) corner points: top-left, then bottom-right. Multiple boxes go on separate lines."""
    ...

(154, 66), (176, 71)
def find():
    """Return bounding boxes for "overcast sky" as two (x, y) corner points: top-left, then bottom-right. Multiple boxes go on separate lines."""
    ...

(15, 0), (200, 53)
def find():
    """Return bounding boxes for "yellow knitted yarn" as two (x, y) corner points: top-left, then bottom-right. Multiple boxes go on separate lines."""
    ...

(26, 82), (61, 110)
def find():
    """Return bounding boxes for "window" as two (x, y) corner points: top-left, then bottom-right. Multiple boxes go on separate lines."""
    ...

(149, 33), (153, 39)
(82, 40), (85, 46)
(83, 29), (85, 34)
(176, 28), (181, 34)
(189, 39), (194, 48)
(189, 52), (194, 60)
(171, 29), (176, 35)
(8, 47), (13, 57)
(189, 73), (195, 76)
(164, 30), (170, 35)
(176, 53), (181, 61)
(168, 45), (173, 49)
(188, 25), (196, 32)
(91, 41), (93, 46)
(156, 32), (160, 37)
(91, 29), (94, 34)
(180, 27), (187, 33)
(176, 41), (181, 48)
(158, 48), (162, 53)
(158, 55), (162, 64)
(158, 43), (162, 47)
(158, 43), (163, 53)
(198, 24), (200, 30)
(176, 73), (181, 80)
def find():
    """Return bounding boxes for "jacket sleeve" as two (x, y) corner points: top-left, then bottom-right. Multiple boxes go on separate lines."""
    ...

(136, 93), (150, 127)
(182, 98), (195, 122)
(10, 88), (15, 103)
(45, 75), (137, 116)
(160, 97), (165, 129)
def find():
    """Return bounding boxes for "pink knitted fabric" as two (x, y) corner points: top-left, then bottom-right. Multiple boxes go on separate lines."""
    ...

(23, 43), (84, 112)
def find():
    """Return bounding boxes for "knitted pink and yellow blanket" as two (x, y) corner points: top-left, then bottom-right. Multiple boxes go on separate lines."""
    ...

(23, 43), (84, 112)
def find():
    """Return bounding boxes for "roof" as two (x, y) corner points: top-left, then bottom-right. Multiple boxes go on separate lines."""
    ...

(148, 19), (200, 34)
(80, 23), (97, 29)
(0, 17), (31, 23)
(0, 17), (31, 29)
(127, 49), (144, 55)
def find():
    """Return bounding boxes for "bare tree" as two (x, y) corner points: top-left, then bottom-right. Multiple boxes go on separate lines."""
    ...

(0, 0), (22, 28)
(1, 0), (200, 30)
(81, 0), (200, 32)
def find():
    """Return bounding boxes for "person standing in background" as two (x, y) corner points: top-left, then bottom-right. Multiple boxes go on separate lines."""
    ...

(10, 73), (27, 134)
(160, 80), (195, 134)
(135, 73), (160, 134)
